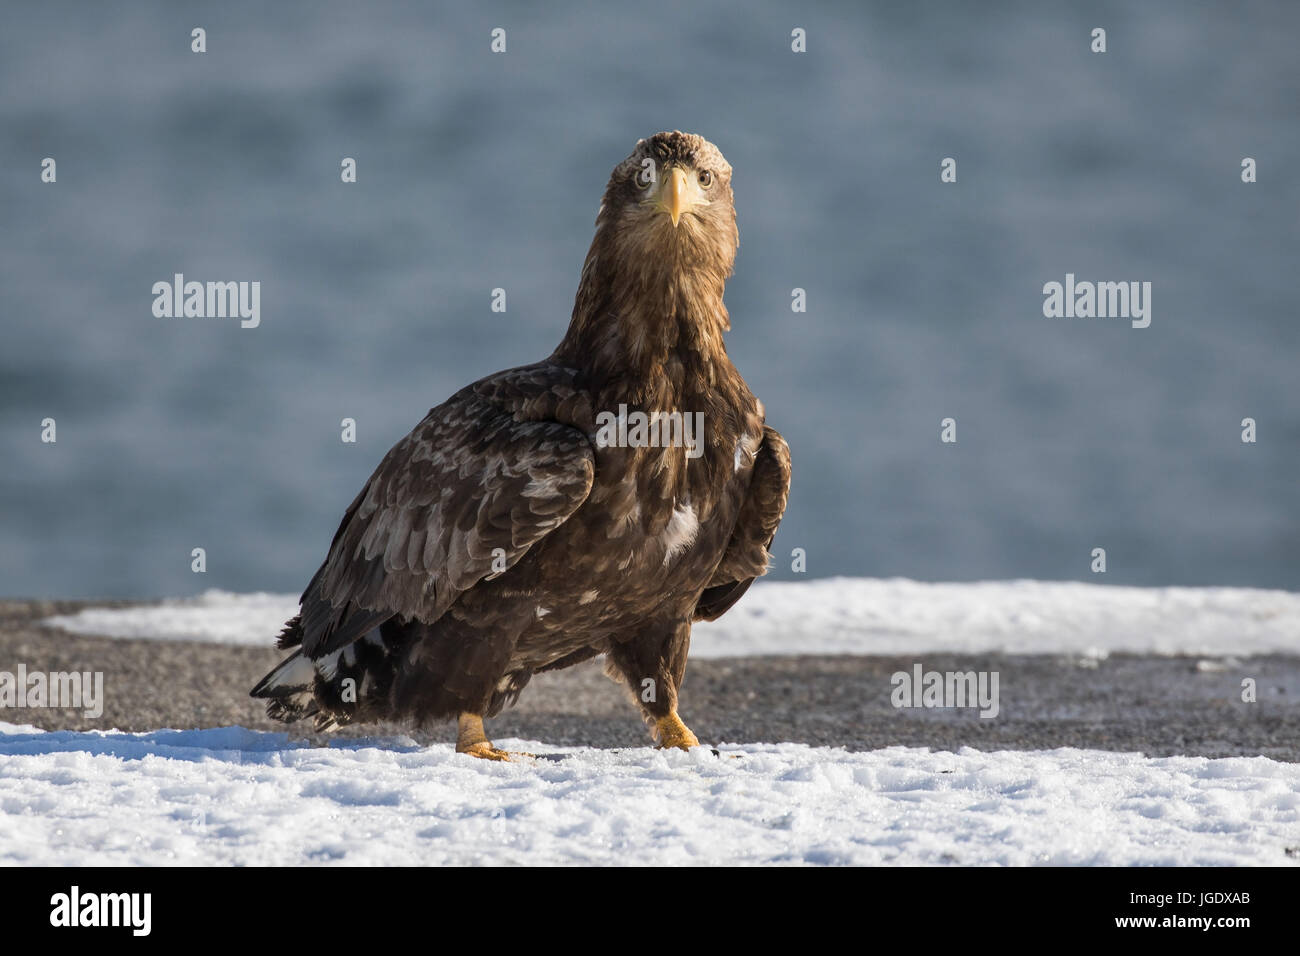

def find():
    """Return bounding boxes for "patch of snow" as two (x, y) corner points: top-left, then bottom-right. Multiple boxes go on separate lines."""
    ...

(0, 723), (1294, 866)
(41, 579), (1300, 658)
(694, 577), (1300, 657)
(43, 591), (294, 647)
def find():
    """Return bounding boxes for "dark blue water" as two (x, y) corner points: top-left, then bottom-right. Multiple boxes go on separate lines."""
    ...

(2, 1), (1296, 598)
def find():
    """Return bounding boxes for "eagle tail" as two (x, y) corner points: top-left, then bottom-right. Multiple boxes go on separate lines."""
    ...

(252, 621), (398, 730)
(250, 649), (320, 722)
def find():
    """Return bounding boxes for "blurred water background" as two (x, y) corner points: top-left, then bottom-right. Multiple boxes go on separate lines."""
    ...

(1, 1), (1296, 598)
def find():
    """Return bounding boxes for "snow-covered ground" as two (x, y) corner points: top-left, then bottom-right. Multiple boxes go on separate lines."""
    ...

(41, 577), (1300, 657)
(2, 723), (1296, 866)
(20, 579), (1300, 865)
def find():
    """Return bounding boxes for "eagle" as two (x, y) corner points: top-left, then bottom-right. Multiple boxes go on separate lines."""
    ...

(251, 131), (791, 759)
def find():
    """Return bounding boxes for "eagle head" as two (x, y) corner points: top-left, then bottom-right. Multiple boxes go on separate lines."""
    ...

(559, 131), (740, 364)
(598, 131), (739, 282)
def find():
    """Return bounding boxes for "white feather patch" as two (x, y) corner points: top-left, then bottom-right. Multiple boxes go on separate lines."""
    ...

(316, 649), (344, 682)
(661, 501), (699, 564)
(734, 432), (759, 473)
(262, 652), (314, 692)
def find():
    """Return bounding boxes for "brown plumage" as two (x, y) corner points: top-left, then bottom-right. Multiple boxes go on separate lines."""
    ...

(251, 131), (791, 758)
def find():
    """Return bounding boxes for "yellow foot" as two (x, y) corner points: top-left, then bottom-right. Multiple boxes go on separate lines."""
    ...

(455, 712), (535, 761)
(457, 741), (514, 762)
(654, 712), (701, 751)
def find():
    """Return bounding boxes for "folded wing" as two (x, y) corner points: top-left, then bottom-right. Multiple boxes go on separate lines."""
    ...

(694, 425), (792, 621)
(297, 367), (596, 657)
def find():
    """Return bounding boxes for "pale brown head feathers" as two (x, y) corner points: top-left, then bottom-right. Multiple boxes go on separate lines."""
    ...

(558, 131), (739, 376)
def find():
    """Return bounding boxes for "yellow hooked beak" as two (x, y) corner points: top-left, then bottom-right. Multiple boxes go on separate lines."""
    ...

(648, 166), (709, 227)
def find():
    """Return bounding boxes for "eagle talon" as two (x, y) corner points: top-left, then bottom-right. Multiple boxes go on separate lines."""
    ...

(654, 712), (701, 751)
(455, 713), (534, 761)
(458, 741), (513, 762)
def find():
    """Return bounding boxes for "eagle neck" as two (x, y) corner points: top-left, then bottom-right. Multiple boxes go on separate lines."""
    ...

(555, 241), (731, 407)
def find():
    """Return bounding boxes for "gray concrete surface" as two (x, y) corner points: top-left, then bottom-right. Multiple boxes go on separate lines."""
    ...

(2, 600), (1295, 760)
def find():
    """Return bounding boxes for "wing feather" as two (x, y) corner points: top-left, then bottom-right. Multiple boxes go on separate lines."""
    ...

(298, 364), (595, 657)
(694, 425), (791, 622)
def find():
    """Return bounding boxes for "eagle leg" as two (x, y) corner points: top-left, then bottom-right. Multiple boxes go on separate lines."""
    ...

(607, 622), (704, 751)
(455, 712), (534, 761)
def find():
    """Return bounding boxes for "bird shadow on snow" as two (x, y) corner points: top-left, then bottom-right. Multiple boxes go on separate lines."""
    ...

(0, 724), (432, 766)
(0, 724), (720, 765)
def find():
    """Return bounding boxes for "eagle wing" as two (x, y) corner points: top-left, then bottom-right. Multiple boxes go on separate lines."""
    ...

(297, 365), (596, 657)
(694, 425), (792, 621)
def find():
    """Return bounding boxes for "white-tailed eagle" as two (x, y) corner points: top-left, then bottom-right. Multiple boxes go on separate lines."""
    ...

(252, 131), (791, 759)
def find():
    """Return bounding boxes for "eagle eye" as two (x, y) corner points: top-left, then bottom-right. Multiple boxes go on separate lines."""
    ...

(635, 159), (656, 189)
(698, 169), (713, 188)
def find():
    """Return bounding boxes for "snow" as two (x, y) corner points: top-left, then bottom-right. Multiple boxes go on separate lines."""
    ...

(24, 579), (1300, 865)
(42, 578), (1300, 657)
(696, 578), (1300, 658)
(44, 591), (293, 648)
(1, 722), (1295, 866)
